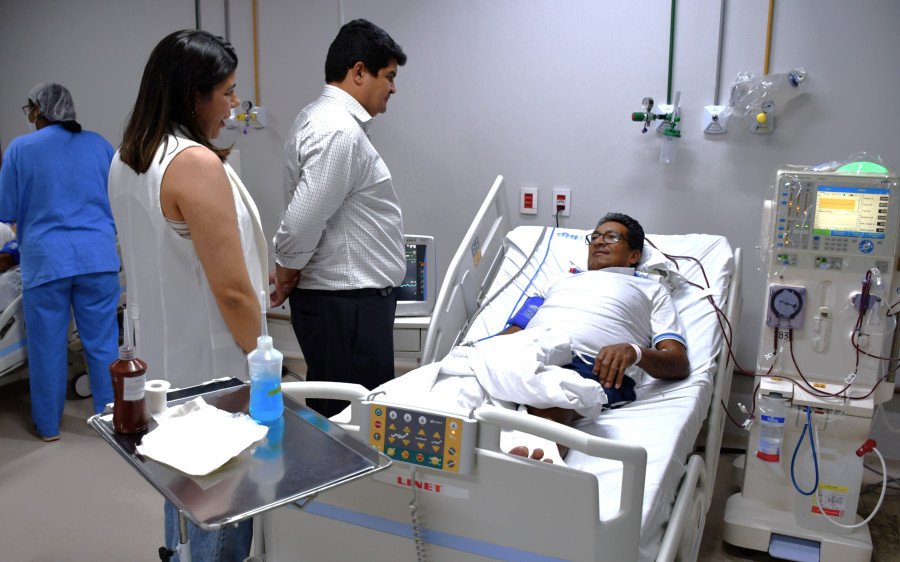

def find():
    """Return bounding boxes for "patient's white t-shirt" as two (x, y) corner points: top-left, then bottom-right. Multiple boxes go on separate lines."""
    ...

(528, 267), (686, 382)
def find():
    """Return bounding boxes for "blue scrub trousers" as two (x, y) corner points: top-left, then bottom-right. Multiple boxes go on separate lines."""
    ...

(23, 271), (119, 438)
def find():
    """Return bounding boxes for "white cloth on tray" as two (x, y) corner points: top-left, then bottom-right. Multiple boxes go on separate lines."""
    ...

(136, 397), (268, 476)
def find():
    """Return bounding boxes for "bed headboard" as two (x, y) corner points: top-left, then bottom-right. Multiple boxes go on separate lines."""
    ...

(421, 175), (512, 365)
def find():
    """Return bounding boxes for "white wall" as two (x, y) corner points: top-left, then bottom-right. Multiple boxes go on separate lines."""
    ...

(2, 0), (899, 455)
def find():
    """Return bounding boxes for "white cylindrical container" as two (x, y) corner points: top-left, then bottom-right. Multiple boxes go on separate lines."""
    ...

(794, 444), (863, 534)
(659, 136), (677, 164)
(756, 392), (789, 462)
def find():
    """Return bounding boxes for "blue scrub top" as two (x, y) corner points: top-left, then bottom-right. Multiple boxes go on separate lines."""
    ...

(0, 124), (120, 289)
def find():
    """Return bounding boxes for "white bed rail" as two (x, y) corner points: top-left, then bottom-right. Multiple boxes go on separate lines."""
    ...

(655, 246), (743, 562)
(421, 175), (511, 365)
(274, 381), (647, 561)
(657, 454), (709, 562)
(0, 294), (26, 380)
(0, 294), (22, 337)
(474, 404), (647, 527)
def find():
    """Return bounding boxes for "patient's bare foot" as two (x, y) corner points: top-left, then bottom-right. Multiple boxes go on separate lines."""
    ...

(524, 405), (582, 458)
(509, 445), (553, 463)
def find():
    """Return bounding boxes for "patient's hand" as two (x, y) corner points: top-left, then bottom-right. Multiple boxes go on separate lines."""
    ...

(508, 445), (554, 463)
(593, 343), (637, 389)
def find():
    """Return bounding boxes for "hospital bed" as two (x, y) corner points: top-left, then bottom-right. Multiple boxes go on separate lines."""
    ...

(0, 293), (27, 383)
(0, 266), (122, 398)
(264, 175), (742, 562)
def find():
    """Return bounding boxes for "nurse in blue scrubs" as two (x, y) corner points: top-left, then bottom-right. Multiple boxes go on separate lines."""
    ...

(0, 83), (119, 441)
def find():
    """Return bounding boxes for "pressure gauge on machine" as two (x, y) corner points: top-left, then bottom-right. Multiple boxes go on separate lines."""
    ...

(766, 285), (806, 329)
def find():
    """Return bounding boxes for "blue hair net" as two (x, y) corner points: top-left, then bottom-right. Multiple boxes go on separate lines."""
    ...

(28, 82), (77, 122)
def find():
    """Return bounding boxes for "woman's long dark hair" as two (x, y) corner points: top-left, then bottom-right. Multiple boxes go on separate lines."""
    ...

(119, 29), (237, 174)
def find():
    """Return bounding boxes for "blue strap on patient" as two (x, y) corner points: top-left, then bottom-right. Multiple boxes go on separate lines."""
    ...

(507, 295), (544, 329)
(563, 355), (637, 409)
(0, 240), (19, 265)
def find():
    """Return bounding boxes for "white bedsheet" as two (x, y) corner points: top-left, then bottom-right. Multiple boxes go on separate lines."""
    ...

(385, 227), (734, 562)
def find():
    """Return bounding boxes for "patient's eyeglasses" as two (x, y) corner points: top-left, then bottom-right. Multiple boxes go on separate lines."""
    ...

(584, 231), (623, 245)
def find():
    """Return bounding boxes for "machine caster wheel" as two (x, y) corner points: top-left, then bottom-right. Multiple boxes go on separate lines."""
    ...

(70, 371), (92, 399)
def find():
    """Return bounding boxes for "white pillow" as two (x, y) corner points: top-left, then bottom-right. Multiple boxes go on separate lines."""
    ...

(556, 228), (675, 274)
(567, 229), (684, 292)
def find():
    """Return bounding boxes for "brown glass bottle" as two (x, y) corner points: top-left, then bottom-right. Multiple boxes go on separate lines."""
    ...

(110, 354), (149, 434)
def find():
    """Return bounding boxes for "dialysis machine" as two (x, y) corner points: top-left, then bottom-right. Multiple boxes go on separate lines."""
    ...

(724, 166), (899, 562)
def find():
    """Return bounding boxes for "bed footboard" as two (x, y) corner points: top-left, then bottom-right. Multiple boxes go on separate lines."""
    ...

(272, 383), (648, 562)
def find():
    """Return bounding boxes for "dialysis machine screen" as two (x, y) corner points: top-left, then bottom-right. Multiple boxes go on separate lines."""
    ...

(395, 235), (435, 317)
(812, 185), (889, 239)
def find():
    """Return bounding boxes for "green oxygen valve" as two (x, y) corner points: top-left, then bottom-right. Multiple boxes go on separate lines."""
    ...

(632, 94), (683, 164)
(631, 97), (681, 133)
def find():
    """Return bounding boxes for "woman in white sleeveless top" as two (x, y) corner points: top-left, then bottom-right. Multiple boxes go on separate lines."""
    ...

(109, 33), (267, 390)
(108, 30), (267, 562)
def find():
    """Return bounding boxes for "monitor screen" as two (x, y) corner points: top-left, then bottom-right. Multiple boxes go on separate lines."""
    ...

(395, 235), (435, 317)
(813, 185), (889, 239)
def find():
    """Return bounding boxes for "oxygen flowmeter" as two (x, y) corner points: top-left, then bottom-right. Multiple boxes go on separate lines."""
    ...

(631, 93), (682, 164)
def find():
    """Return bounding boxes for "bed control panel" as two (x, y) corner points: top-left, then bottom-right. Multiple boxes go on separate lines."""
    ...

(361, 401), (476, 475)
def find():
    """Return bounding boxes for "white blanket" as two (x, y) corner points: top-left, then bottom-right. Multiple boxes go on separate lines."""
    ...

(374, 326), (607, 420)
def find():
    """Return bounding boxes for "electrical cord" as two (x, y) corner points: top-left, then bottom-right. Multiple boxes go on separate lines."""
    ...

(408, 465), (429, 561)
(458, 226), (549, 345)
(501, 226), (556, 330)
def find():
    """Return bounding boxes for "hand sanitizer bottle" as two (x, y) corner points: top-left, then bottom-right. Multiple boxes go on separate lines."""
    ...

(249, 292), (283, 423)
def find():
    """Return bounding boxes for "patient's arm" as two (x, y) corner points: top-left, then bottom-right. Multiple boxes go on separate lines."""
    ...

(594, 339), (689, 389)
(0, 253), (15, 274)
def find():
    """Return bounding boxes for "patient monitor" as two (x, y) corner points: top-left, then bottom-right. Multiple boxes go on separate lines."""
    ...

(395, 235), (436, 317)
(725, 167), (899, 561)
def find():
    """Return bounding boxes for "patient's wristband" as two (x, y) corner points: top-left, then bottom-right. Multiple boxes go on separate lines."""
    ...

(629, 343), (643, 366)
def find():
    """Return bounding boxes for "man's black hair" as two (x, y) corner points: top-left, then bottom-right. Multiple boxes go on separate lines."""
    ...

(325, 19), (406, 83)
(597, 212), (644, 251)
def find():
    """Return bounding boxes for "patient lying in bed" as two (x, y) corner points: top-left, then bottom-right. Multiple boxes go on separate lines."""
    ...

(372, 213), (691, 463)
(500, 213), (689, 460)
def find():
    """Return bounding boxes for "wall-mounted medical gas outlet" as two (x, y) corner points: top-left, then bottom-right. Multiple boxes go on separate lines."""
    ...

(248, 106), (266, 128)
(703, 105), (727, 134)
(520, 187), (538, 215)
(552, 188), (571, 216)
(655, 104), (682, 133)
(751, 101), (775, 134)
(225, 104), (267, 130)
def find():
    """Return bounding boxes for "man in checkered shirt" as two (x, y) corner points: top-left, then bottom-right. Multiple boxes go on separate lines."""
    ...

(273, 19), (408, 418)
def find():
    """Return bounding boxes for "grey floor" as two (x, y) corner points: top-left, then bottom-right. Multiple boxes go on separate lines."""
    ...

(1, 369), (898, 561)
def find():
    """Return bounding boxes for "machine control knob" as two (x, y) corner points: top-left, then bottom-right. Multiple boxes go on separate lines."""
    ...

(859, 239), (875, 254)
